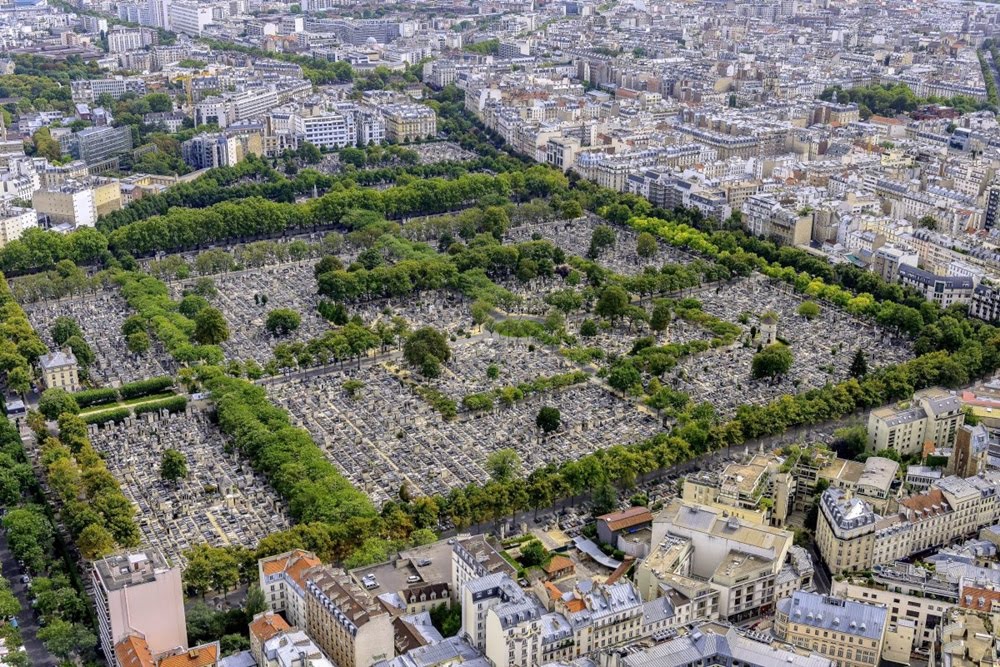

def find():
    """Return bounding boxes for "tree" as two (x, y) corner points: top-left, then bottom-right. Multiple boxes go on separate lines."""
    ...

(7, 366), (31, 396)
(39, 388), (80, 420)
(160, 449), (188, 484)
(592, 481), (618, 515)
(51, 316), (82, 346)
(193, 306), (229, 345)
(178, 294), (209, 318)
(607, 361), (641, 395)
(77, 523), (116, 560)
(0, 583), (18, 619)
(265, 309), (302, 336)
(751, 344), (793, 380)
(126, 330), (151, 354)
(587, 224), (616, 258)
(917, 215), (938, 230)
(797, 301), (820, 319)
(650, 300), (671, 332)
(535, 406), (561, 434)
(833, 425), (868, 460)
(579, 319), (598, 337)
(486, 448), (521, 483)
(520, 539), (547, 567)
(636, 231), (657, 258)
(403, 327), (451, 370)
(37, 620), (95, 661)
(64, 335), (94, 368)
(244, 584), (266, 617)
(849, 348), (868, 378)
(595, 285), (629, 323)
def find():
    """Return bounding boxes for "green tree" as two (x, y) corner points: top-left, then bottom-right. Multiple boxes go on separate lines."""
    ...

(595, 285), (630, 323)
(486, 448), (521, 482)
(797, 301), (820, 319)
(520, 539), (548, 567)
(37, 620), (95, 661)
(579, 319), (598, 337)
(636, 231), (657, 258)
(51, 316), (82, 346)
(535, 406), (561, 434)
(244, 584), (267, 617)
(403, 327), (451, 370)
(607, 361), (641, 395)
(650, 300), (671, 332)
(160, 448), (188, 485)
(64, 335), (93, 368)
(587, 224), (617, 258)
(849, 348), (868, 378)
(126, 330), (151, 353)
(193, 307), (229, 345)
(265, 309), (302, 336)
(751, 344), (793, 380)
(592, 481), (618, 515)
(77, 523), (116, 560)
(39, 388), (80, 420)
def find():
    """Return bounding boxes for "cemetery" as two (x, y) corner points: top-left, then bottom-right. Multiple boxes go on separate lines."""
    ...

(267, 352), (660, 505)
(87, 408), (289, 565)
(23, 290), (176, 386)
(665, 277), (914, 416)
(169, 261), (332, 365)
(506, 214), (696, 274)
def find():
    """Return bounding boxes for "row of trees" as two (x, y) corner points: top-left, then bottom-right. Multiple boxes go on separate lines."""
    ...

(0, 415), (98, 665)
(30, 413), (141, 559)
(0, 272), (46, 394)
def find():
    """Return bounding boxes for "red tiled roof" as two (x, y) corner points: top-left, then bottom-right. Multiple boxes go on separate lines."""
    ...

(158, 643), (219, 667)
(115, 635), (155, 667)
(249, 612), (291, 643)
(598, 506), (652, 532)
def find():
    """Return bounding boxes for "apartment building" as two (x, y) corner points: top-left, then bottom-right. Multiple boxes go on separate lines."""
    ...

(451, 535), (517, 606)
(70, 125), (134, 165)
(380, 104), (437, 143)
(898, 264), (975, 308)
(93, 551), (187, 667)
(168, 2), (215, 36)
(646, 500), (794, 621)
(868, 388), (964, 457)
(774, 591), (887, 667)
(261, 629), (335, 667)
(304, 566), (394, 667)
(249, 611), (290, 667)
(617, 622), (834, 667)
(0, 204), (36, 248)
(832, 569), (951, 655)
(936, 607), (1000, 667)
(295, 112), (357, 150)
(259, 549), (321, 629)
(182, 133), (240, 170)
(970, 283), (1000, 323)
(71, 77), (147, 103)
(817, 472), (1000, 574)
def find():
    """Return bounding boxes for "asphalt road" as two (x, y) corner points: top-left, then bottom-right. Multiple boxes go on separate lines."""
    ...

(0, 528), (57, 666)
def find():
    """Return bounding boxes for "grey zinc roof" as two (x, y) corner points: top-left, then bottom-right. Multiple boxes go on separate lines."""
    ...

(622, 625), (832, 667)
(39, 349), (76, 370)
(778, 591), (886, 641)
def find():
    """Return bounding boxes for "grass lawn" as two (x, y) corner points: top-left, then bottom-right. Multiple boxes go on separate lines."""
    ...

(79, 391), (177, 416)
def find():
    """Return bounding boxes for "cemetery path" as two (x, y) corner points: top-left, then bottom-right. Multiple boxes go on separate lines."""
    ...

(0, 528), (58, 666)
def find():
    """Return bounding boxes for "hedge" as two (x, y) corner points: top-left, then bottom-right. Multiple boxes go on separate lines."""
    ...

(119, 376), (175, 400)
(82, 408), (130, 426)
(73, 388), (119, 408)
(133, 395), (188, 416)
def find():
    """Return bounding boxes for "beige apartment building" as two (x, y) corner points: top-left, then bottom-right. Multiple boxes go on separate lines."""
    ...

(304, 565), (394, 667)
(381, 104), (437, 143)
(775, 591), (887, 667)
(259, 549), (321, 629)
(868, 388), (964, 457)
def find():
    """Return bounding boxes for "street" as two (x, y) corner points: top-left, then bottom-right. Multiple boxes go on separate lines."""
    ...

(0, 528), (56, 666)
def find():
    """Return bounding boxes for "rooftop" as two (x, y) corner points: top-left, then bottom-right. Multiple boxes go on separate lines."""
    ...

(778, 591), (887, 641)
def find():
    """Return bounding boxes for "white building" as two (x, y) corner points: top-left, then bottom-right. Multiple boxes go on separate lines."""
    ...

(167, 2), (215, 36)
